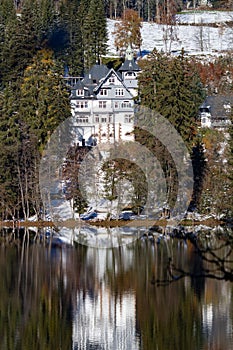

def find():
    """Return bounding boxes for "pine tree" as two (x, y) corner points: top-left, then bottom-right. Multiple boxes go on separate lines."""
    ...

(19, 49), (71, 149)
(139, 50), (205, 149)
(138, 50), (206, 211)
(37, 0), (56, 44)
(0, 0), (40, 85)
(0, 0), (17, 86)
(58, 0), (85, 76)
(83, 0), (108, 69)
(0, 49), (72, 220)
(0, 84), (21, 219)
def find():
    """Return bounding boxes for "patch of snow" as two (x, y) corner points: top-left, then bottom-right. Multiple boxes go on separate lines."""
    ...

(107, 11), (233, 56)
(176, 11), (233, 24)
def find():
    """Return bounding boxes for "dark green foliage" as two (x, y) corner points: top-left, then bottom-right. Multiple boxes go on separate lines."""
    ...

(102, 56), (124, 70)
(56, 0), (85, 75)
(19, 49), (71, 149)
(138, 51), (207, 212)
(134, 127), (178, 211)
(0, 49), (71, 220)
(0, 0), (56, 85)
(139, 50), (205, 149)
(0, 0), (17, 86)
(190, 140), (206, 211)
(0, 0), (16, 24)
(83, 0), (108, 69)
(0, 85), (21, 219)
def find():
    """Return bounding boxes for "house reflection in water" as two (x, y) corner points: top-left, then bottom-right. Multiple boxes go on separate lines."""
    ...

(72, 248), (140, 350)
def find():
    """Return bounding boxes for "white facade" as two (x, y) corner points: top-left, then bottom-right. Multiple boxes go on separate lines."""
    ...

(69, 53), (140, 146)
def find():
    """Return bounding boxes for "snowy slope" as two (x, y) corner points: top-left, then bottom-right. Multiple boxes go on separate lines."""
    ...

(107, 11), (233, 55)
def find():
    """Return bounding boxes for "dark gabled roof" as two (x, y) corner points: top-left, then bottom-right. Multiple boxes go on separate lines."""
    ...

(93, 68), (122, 92)
(118, 59), (140, 72)
(70, 80), (97, 99)
(83, 64), (110, 85)
(93, 68), (133, 97)
(72, 80), (85, 90)
(201, 95), (233, 119)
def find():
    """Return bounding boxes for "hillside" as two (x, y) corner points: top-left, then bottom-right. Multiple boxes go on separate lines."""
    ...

(107, 11), (233, 56)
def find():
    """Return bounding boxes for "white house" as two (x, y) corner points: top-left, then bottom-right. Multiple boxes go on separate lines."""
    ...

(69, 48), (140, 146)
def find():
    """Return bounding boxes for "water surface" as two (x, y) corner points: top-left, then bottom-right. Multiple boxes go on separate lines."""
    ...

(0, 227), (233, 350)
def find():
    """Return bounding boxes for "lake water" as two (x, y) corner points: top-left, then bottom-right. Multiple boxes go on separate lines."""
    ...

(0, 226), (233, 350)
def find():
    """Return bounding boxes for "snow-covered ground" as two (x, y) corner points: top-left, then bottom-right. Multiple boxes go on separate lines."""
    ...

(107, 11), (233, 56)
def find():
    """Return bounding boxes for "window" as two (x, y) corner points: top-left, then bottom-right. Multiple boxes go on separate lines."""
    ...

(99, 101), (107, 108)
(76, 101), (88, 109)
(108, 114), (113, 123)
(109, 76), (115, 83)
(100, 89), (108, 96)
(101, 117), (107, 123)
(95, 115), (100, 123)
(114, 102), (119, 109)
(124, 114), (133, 123)
(76, 116), (89, 124)
(115, 88), (124, 96)
(76, 89), (84, 96)
(122, 101), (131, 108)
(125, 72), (136, 78)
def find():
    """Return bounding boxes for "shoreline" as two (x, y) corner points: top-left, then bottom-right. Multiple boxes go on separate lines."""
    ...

(0, 217), (226, 229)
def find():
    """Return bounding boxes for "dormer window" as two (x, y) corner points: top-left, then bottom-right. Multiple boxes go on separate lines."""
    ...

(125, 72), (136, 78)
(76, 89), (84, 96)
(109, 77), (115, 83)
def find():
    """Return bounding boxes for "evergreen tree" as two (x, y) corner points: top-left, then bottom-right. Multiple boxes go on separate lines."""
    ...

(0, 85), (20, 219)
(0, 49), (71, 220)
(37, 0), (56, 44)
(83, 0), (108, 69)
(19, 49), (71, 149)
(139, 50), (205, 149)
(58, 0), (85, 75)
(0, 0), (40, 85)
(0, 0), (17, 86)
(0, 0), (16, 22)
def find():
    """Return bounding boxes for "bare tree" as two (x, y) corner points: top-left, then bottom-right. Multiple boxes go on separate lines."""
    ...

(157, 230), (233, 286)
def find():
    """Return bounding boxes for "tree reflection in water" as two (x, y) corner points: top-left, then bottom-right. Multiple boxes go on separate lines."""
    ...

(0, 226), (233, 350)
(156, 228), (233, 286)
